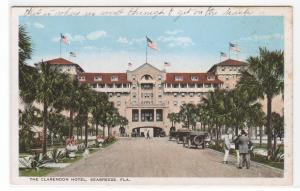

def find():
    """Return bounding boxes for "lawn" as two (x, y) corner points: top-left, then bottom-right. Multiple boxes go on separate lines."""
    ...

(19, 139), (117, 177)
(19, 168), (57, 177)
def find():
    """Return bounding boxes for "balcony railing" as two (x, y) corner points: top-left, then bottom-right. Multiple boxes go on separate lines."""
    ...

(93, 87), (131, 93)
(163, 87), (215, 93)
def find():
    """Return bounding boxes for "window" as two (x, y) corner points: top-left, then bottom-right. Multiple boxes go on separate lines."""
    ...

(116, 84), (122, 88)
(117, 93), (121, 97)
(141, 109), (154, 122)
(173, 84), (179, 88)
(116, 101), (121, 106)
(226, 76), (229, 80)
(94, 76), (102, 81)
(158, 75), (162, 80)
(221, 67), (225, 71)
(158, 84), (162, 89)
(132, 109), (139, 122)
(181, 93), (185, 97)
(198, 93), (202, 97)
(175, 76), (183, 81)
(111, 76), (118, 81)
(181, 84), (187, 88)
(191, 76), (198, 81)
(109, 93), (113, 97)
(156, 109), (163, 121)
(79, 76), (85, 81)
(173, 101), (178, 106)
(189, 93), (194, 97)
(173, 93), (177, 97)
(198, 84), (203, 88)
(158, 94), (162, 98)
(107, 84), (113, 88)
(98, 84), (105, 88)
(132, 84), (136, 89)
(92, 84), (97, 88)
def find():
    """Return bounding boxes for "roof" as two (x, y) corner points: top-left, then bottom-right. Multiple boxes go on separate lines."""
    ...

(129, 63), (163, 73)
(165, 73), (223, 84)
(41, 57), (85, 72)
(208, 59), (248, 72)
(79, 73), (130, 84)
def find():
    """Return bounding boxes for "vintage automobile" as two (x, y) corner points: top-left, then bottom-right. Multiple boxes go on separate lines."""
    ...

(175, 128), (191, 144)
(169, 126), (177, 140)
(183, 131), (211, 149)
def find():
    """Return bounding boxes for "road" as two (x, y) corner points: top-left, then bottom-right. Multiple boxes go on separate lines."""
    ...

(49, 137), (283, 177)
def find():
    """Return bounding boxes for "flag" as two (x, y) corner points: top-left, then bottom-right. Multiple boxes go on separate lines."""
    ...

(69, 52), (76, 57)
(60, 33), (70, 45)
(220, 52), (227, 57)
(164, 61), (171, 67)
(229, 42), (240, 52)
(128, 62), (132, 67)
(146, 36), (159, 51)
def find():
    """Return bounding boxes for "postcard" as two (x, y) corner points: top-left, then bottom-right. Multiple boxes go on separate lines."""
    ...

(10, 6), (293, 185)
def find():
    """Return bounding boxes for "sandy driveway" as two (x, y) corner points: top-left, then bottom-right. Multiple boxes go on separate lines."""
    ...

(48, 137), (283, 177)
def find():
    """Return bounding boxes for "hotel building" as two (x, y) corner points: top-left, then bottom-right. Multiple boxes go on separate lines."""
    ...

(43, 57), (251, 137)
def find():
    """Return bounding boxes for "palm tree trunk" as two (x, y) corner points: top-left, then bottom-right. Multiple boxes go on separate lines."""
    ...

(267, 96), (273, 157)
(42, 102), (48, 155)
(259, 126), (263, 146)
(103, 126), (106, 137)
(96, 123), (99, 136)
(273, 134), (277, 156)
(69, 110), (74, 138)
(84, 114), (88, 148)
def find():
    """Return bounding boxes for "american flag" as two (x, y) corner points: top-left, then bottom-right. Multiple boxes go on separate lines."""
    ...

(220, 52), (227, 57)
(61, 33), (70, 45)
(164, 62), (171, 67)
(146, 36), (159, 51)
(69, 52), (76, 57)
(229, 42), (240, 52)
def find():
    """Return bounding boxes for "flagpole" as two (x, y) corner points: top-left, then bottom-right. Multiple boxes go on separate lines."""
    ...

(228, 44), (230, 59)
(145, 38), (148, 63)
(60, 38), (62, 58)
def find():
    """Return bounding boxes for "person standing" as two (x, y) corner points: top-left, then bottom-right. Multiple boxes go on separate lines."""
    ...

(222, 130), (231, 164)
(146, 130), (150, 139)
(238, 130), (250, 169)
(233, 133), (240, 166)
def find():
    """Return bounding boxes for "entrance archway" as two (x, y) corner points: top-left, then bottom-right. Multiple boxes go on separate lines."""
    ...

(131, 127), (165, 137)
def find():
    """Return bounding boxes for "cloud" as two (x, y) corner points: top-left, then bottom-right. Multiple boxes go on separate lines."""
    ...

(117, 37), (131, 44)
(239, 33), (283, 41)
(86, 30), (107, 40)
(158, 36), (194, 48)
(33, 22), (45, 29)
(165, 30), (183, 35)
(116, 37), (145, 45)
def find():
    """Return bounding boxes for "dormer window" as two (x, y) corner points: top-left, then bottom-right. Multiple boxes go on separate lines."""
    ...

(191, 76), (198, 81)
(111, 76), (118, 81)
(94, 76), (102, 81)
(207, 75), (215, 80)
(175, 76), (183, 81)
(79, 76), (85, 81)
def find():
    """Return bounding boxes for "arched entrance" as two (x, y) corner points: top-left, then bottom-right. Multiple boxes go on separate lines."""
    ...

(131, 127), (165, 137)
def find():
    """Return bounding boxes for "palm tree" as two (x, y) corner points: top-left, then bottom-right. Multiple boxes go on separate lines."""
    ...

(270, 112), (284, 154)
(76, 84), (93, 148)
(167, 112), (180, 128)
(34, 62), (68, 155)
(178, 103), (197, 130)
(19, 106), (41, 152)
(19, 25), (37, 104)
(106, 108), (120, 136)
(90, 91), (109, 136)
(238, 47), (284, 156)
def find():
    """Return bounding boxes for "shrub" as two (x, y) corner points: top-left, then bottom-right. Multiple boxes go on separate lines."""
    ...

(19, 153), (46, 170)
(49, 148), (65, 163)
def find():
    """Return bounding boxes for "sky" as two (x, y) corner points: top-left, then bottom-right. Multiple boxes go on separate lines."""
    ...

(19, 16), (284, 72)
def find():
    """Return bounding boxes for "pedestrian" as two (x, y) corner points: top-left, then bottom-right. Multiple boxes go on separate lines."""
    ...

(238, 130), (251, 169)
(222, 129), (231, 164)
(233, 133), (240, 166)
(146, 130), (150, 139)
